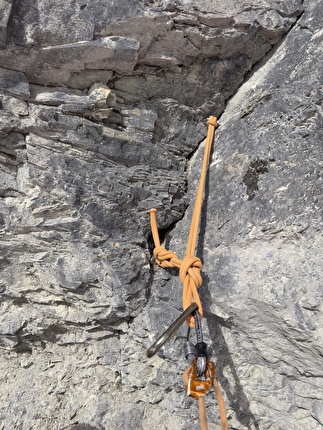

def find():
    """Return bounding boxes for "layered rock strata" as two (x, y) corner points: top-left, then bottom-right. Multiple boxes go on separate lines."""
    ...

(0, 1), (322, 429)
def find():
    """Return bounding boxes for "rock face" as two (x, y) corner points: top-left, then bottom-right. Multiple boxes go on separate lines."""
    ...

(0, 0), (322, 429)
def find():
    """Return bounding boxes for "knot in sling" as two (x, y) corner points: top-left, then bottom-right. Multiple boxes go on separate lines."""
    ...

(148, 117), (228, 430)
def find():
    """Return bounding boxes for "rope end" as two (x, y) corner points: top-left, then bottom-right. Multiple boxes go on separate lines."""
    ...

(207, 116), (218, 127)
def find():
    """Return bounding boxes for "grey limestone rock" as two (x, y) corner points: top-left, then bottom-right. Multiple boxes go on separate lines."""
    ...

(0, 0), (322, 429)
(0, 67), (30, 100)
(0, 0), (13, 48)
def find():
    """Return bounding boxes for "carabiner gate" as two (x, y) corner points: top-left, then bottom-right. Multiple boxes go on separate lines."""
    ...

(146, 302), (198, 358)
(184, 310), (208, 376)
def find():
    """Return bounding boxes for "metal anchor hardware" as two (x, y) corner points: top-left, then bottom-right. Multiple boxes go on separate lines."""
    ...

(183, 308), (215, 399)
(185, 309), (208, 376)
(146, 302), (198, 358)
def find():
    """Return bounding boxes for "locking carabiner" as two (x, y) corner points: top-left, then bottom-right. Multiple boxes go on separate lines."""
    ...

(184, 310), (208, 376)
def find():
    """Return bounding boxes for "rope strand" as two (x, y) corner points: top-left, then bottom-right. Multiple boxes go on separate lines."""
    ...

(149, 116), (228, 430)
(198, 397), (208, 430)
(186, 116), (217, 257)
(149, 116), (217, 327)
(213, 378), (229, 430)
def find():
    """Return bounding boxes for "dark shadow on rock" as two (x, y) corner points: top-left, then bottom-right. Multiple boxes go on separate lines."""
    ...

(68, 424), (101, 430)
(195, 143), (260, 429)
(9, 1), (40, 47)
(207, 311), (260, 429)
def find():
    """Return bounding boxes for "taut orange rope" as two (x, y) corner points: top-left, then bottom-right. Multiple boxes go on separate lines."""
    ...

(149, 116), (217, 327)
(149, 116), (228, 430)
(213, 378), (229, 430)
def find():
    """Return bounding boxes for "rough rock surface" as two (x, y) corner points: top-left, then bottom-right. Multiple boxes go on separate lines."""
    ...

(0, 0), (322, 429)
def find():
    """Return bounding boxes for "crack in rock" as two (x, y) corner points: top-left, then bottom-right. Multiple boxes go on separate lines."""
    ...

(1, 1), (322, 429)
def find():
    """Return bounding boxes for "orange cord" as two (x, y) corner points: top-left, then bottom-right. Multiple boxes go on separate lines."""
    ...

(198, 377), (229, 430)
(183, 360), (228, 430)
(213, 377), (229, 430)
(150, 116), (228, 429)
(149, 116), (217, 327)
(198, 397), (208, 430)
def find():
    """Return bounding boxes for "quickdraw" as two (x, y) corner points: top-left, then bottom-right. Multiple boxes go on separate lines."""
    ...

(147, 117), (228, 430)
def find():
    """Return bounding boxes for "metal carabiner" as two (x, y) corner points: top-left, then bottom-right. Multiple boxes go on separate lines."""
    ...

(184, 310), (208, 376)
(146, 302), (198, 358)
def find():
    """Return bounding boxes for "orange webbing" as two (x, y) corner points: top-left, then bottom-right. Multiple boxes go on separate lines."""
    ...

(149, 116), (217, 327)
